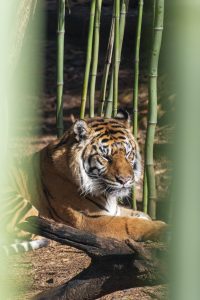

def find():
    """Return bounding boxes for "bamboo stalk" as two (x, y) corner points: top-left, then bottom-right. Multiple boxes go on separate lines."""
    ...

(9, 0), (38, 74)
(89, 0), (102, 118)
(132, 0), (144, 210)
(142, 170), (148, 213)
(80, 0), (96, 119)
(105, 73), (114, 117)
(142, 0), (155, 212)
(145, 0), (164, 219)
(105, 0), (129, 117)
(113, 0), (120, 117)
(98, 12), (115, 116)
(56, 0), (65, 137)
(133, 0), (143, 138)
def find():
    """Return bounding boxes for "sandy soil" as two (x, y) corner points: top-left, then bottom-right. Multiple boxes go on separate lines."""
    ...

(6, 241), (168, 300)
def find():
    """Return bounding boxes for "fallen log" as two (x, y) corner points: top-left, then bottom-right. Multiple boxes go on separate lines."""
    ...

(19, 217), (168, 300)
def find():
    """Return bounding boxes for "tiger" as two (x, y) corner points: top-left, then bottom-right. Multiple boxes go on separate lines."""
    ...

(1, 110), (167, 249)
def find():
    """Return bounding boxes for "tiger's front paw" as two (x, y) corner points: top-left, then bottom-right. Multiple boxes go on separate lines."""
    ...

(127, 218), (168, 242)
(143, 220), (168, 242)
(131, 210), (152, 221)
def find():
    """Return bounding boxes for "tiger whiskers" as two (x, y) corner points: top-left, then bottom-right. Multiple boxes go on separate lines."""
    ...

(79, 178), (103, 197)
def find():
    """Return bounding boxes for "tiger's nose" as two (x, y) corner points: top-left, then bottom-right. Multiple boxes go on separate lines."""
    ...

(115, 175), (132, 185)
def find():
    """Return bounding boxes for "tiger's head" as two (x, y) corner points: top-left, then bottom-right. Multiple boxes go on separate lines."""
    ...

(52, 110), (141, 198)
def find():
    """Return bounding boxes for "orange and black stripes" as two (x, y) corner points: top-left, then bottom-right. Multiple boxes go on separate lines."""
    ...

(81, 118), (137, 181)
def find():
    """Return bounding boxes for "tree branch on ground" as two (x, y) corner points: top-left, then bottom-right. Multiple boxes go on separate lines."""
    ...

(19, 217), (168, 300)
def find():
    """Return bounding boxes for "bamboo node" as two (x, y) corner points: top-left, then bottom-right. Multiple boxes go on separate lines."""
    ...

(90, 73), (97, 77)
(148, 197), (157, 201)
(57, 81), (64, 86)
(154, 27), (163, 31)
(57, 30), (65, 34)
(148, 121), (157, 125)
(148, 73), (158, 77)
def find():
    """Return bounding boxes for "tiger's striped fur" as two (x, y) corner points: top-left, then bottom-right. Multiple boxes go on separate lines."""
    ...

(1, 110), (167, 246)
(0, 239), (49, 256)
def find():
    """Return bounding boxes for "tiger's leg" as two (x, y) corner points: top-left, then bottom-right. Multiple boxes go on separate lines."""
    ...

(1, 191), (38, 240)
(66, 208), (167, 242)
(119, 206), (152, 220)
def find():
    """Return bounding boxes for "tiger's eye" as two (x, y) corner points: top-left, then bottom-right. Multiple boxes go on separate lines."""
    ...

(104, 155), (112, 163)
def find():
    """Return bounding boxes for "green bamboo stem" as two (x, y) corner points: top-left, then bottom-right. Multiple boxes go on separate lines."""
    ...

(142, 170), (148, 213)
(98, 13), (115, 116)
(89, 0), (102, 118)
(105, 73), (114, 117)
(113, 0), (120, 117)
(80, 0), (96, 119)
(105, 0), (129, 117)
(142, 0), (155, 211)
(133, 0), (143, 138)
(132, 0), (144, 210)
(145, 0), (164, 219)
(56, 0), (65, 138)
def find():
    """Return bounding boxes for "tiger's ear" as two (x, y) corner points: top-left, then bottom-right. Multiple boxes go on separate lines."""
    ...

(115, 109), (130, 127)
(73, 120), (89, 141)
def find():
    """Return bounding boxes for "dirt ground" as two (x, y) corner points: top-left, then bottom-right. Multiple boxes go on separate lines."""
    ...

(6, 241), (168, 300)
(5, 1), (172, 299)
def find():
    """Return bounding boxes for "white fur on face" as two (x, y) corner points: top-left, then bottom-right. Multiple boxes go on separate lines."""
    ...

(77, 152), (133, 199)
(74, 138), (141, 199)
(78, 157), (133, 202)
(77, 151), (102, 197)
(133, 156), (141, 183)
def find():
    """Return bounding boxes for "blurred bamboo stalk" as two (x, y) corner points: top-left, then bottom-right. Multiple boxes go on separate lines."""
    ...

(56, 0), (65, 137)
(89, 0), (102, 118)
(9, 0), (37, 74)
(80, 0), (96, 118)
(132, 0), (144, 210)
(145, 0), (164, 219)
(105, 0), (129, 117)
